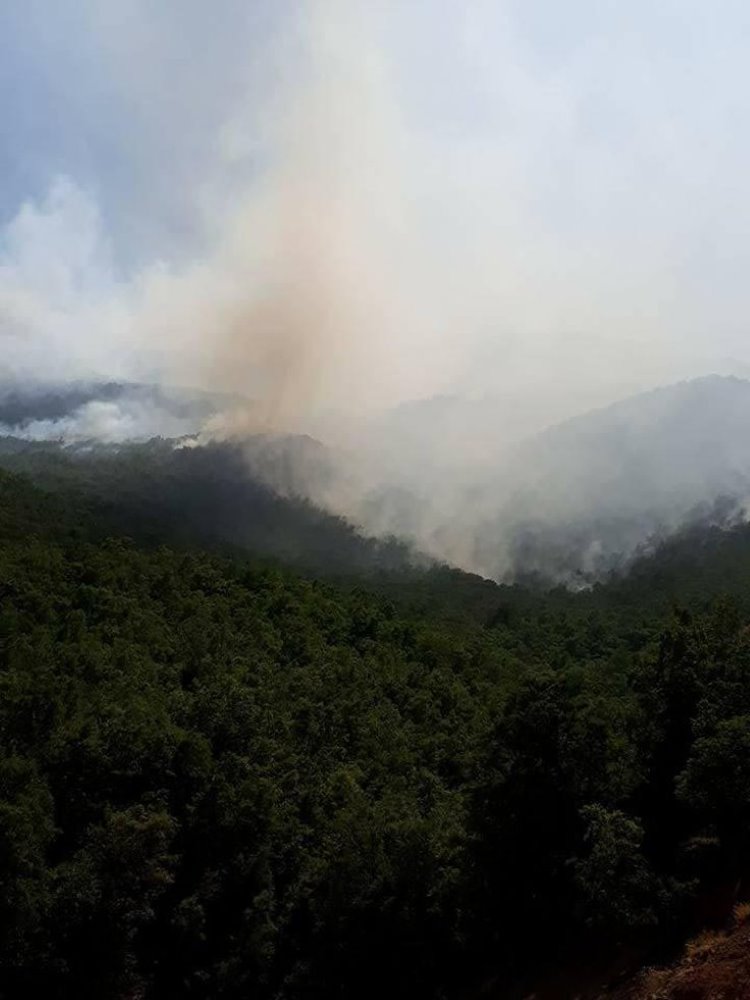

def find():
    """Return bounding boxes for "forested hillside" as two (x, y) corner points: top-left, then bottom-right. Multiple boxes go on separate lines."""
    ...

(2, 466), (750, 998)
(0, 437), (413, 576)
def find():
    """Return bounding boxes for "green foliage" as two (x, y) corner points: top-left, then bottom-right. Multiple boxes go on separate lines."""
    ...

(573, 805), (657, 932)
(678, 716), (750, 829)
(0, 465), (749, 996)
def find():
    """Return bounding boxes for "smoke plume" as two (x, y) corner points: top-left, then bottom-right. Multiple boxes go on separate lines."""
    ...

(4, 1), (750, 578)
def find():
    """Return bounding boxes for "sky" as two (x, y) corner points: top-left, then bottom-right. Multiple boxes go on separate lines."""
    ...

(2, 0), (750, 431)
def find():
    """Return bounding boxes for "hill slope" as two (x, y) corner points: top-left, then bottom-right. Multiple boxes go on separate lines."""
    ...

(463, 375), (750, 582)
(3, 467), (750, 996)
(0, 435), (415, 576)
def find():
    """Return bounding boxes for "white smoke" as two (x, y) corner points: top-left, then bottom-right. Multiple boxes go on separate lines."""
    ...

(0, 398), (197, 444)
(3, 2), (750, 578)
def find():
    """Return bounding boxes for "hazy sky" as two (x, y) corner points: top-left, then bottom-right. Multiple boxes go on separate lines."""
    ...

(2, 1), (750, 425)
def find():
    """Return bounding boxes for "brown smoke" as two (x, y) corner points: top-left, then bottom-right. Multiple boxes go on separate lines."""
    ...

(177, 0), (439, 441)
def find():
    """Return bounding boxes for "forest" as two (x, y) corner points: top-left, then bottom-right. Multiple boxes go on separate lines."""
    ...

(6, 0), (750, 993)
(1, 454), (750, 998)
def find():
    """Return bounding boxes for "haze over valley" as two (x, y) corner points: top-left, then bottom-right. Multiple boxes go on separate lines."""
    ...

(3, 372), (750, 586)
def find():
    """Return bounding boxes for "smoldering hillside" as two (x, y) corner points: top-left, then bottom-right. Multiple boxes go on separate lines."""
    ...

(3, 373), (750, 587)
(5, 3), (750, 585)
(273, 372), (750, 584)
(0, 380), (239, 442)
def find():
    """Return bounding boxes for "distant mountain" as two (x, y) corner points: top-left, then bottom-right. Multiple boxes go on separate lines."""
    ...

(466, 375), (750, 583)
(0, 379), (238, 442)
(509, 374), (750, 513)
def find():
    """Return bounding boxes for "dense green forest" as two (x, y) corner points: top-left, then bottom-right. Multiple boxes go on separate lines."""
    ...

(0, 437), (414, 575)
(3, 456), (750, 998)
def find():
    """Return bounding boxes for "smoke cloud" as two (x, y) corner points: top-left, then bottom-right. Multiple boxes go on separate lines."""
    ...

(3, 1), (750, 577)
